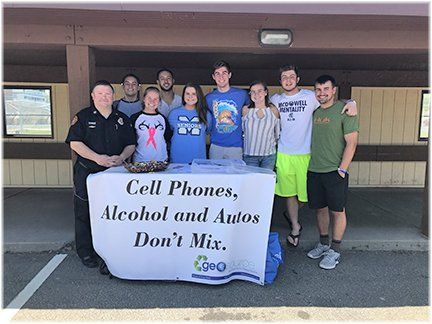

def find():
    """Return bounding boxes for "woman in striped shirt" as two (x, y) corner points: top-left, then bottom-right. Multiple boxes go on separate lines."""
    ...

(242, 80), (280, 170)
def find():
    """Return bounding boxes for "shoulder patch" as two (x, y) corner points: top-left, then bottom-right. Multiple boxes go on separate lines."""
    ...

(71, 115), (78, 126)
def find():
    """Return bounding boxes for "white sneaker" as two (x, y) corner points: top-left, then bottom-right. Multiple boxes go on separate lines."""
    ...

(307, 243), (330, 259)
(319, 249), (341, 270)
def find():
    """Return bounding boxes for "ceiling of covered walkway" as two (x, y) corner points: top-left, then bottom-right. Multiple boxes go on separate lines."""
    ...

(3, 3), (428, 86)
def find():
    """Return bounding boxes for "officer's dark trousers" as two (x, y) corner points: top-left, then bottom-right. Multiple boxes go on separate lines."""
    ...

(73, 162), (95, 259)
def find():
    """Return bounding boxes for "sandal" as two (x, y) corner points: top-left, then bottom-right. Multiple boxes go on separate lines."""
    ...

(286, 225), (302, 247)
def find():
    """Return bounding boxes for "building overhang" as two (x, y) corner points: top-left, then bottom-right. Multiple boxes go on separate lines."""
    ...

(3, 2), (428, 16)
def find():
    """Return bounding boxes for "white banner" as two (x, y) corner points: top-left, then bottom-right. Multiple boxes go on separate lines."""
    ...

(87, 165), (275, 285)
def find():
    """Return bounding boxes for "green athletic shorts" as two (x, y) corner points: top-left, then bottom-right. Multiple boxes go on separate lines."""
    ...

(275, 152), (311, 202)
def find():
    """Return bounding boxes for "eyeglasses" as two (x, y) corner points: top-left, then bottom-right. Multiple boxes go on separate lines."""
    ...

(249, 89), (266, 95)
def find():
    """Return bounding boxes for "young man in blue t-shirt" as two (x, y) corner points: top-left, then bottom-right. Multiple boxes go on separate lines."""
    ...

(205, 60), (249, 160)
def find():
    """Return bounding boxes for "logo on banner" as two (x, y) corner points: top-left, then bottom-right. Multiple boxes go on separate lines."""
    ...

(194, 255), (208, 271)
(194, 255), (226, 272)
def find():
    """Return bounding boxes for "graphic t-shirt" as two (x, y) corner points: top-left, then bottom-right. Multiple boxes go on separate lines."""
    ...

(308, 101), (359, 173)
(130, 111), (171, 162)
(206, 87), (249, 148)
(270, 89), (319, 155)
(168, 106), (211, 163)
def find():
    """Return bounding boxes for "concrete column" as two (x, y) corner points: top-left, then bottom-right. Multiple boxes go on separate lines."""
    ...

(66, 45), (96, 119)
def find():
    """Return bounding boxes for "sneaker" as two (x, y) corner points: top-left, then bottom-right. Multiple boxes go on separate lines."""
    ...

(307, 243), (330, 259)
(319, 249), (341, 270)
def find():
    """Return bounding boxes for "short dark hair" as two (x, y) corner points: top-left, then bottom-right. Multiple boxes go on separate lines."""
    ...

(314, 75), (337, 87)
(156, 68), (174, 80)
(213, 60), (231, 73)
(121, 73), (141, 85)
(279, 65), (299, 78)
(92, 80), (114, 93)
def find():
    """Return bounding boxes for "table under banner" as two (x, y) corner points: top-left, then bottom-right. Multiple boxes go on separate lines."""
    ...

(87, 162), (276, 285)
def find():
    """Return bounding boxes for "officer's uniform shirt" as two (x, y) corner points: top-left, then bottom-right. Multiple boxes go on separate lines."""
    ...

(66, 105), (137, 173)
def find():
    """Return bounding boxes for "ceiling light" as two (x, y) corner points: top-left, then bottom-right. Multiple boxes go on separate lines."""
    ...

(259, 29), (293, 46)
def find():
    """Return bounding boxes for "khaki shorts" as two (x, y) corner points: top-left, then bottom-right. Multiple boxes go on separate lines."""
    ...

(275, 152), (311, 202)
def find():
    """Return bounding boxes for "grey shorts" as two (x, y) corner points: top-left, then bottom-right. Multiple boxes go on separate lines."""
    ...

(209, 144), (243, 160)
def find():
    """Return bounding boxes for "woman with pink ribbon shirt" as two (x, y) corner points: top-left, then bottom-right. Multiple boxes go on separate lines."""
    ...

(130, 86), (172, 162)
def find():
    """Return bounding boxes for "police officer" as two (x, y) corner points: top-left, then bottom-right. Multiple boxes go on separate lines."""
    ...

(66, 80), (136, 268)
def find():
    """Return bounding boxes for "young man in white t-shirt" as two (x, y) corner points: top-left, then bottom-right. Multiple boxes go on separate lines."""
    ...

(270, 65), (357, 248)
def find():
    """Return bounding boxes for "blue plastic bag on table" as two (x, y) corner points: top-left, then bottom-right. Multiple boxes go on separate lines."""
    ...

(264, 232), (284, 284)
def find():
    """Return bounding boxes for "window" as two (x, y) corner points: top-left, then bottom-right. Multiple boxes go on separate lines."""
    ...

(418, 90), (430, 141)
(3, 86), (53, 138)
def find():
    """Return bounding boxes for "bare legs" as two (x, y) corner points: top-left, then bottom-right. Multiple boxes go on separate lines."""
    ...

(316, 207), (346, 241)
(286, 197), (347, 246)
(286, 196), (303, 245)
(330, 210), (346, 241)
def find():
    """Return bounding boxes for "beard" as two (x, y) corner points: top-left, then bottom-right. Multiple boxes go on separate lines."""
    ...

(125, 89), (138, 97)
(318, 98), (329, 104)
(160, 84), (173, 92)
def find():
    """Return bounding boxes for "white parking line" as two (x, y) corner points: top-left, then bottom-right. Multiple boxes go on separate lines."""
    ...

(2, 253), (67, 322)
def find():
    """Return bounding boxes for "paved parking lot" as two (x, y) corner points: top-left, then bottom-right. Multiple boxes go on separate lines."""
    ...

(3, 249), (429, 321)
(3, 187), (429, 320)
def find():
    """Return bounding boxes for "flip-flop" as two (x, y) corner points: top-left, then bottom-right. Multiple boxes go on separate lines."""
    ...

(286, 225), (302, 247)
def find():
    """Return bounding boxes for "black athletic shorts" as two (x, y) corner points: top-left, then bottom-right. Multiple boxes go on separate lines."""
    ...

(307, 170), (349, 212)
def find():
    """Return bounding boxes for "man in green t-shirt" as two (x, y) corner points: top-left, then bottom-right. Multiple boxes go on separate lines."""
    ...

(306, 75), (359, 270)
